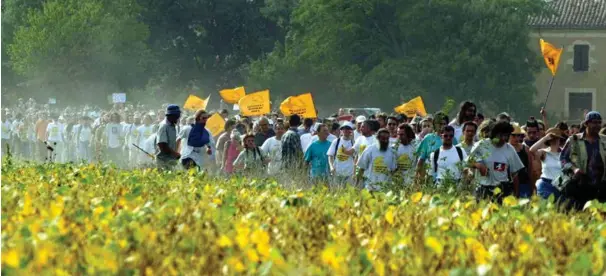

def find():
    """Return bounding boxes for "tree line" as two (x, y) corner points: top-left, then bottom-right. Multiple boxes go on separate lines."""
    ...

(1, 0), (551, 117)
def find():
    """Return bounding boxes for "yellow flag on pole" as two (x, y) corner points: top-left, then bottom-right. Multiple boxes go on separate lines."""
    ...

(279, 93), (317, 118)
(238, 90), (270, 116)
(205, 113), (225, 136)
(394, 96), (427, 117)
(219, 87), (246, 104)
(183, 94), (210, 111)
(540, 39), (563, 76)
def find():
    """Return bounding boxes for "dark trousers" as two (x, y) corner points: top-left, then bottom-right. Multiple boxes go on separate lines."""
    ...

(475, 182), (514, 204)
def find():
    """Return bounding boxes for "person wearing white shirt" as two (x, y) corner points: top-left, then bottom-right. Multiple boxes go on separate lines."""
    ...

(135, 115), (155, 165)
(353, 116), (366, 141)
(75, 116), (94, 162)
(260, 122), (286, 175)
(177, 110), (215, 170)
(394, 123), (417, 184)
(45, 115), (64, 162)
(104, 113), (124, 166)
(356, 129), (397, 191)
(429, 126), (467, 186)
(327, 122), (355, 187)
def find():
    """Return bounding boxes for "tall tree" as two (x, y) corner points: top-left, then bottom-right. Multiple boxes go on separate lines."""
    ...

(8, 0), (152, 103)
(138, 0), (282, 95)
(247, 0), (549, 116)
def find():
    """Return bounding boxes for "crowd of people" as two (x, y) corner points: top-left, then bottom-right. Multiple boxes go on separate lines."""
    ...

(2, 98), (606, 209)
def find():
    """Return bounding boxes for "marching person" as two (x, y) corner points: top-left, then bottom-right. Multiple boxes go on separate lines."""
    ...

(233, 133), (269, 173)
(177, 109), (215, 170)
(356, 129), (397, 191)
(468, 122), (525, 203)
(327, 121), (356, 187)
(394, 123), (416, 184)
(429, 126), (467, 186)
(260, 122), (286, 175)
(155, 105), (182, 170)
(560, 111), (606, 208)
(529, 127), (564, 200)
(304, 124), (331, 183)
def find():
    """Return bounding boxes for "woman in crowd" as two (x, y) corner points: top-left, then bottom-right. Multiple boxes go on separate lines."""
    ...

(529, 128), (564, 200)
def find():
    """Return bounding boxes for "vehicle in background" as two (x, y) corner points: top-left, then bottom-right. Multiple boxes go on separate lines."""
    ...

(338, 108), (382, 119)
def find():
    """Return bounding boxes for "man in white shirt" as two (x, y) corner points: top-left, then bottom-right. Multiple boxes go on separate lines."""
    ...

(105, 113), (125, 166)
(394, 123), (416, 183)
(261, 122), (286, 175)
(356, 129), (397, 191)
(353, 116), (366, 141)
(429, 126), (468, 186)
(327, 121), (355, 187)
(46, 114), (64, 162)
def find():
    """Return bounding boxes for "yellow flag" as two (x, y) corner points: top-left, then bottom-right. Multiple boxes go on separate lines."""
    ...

(206, 113), (225, 136)
(279, 93), (317, 118)
(184, 94), (210, 111)
(540, 39), (563, 76)
(394, 96), (427, 117)
(219, 87), (246, 104)
(238, 90), (270, 116)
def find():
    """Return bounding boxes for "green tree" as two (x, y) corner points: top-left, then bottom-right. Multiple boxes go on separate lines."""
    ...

(8, 0), (152, 103)
(247, 0), (550, 116)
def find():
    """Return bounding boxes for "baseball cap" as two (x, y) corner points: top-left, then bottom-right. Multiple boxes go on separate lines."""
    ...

(585, 111), (602, 122)
(340, 121), (354, 130)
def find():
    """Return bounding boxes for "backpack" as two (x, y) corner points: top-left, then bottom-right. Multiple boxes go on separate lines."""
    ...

(433, 146), (464, 173)
(187, 124), (211, 148)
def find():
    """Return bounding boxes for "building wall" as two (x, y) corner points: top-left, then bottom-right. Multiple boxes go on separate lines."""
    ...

(530, 29), (606, 122)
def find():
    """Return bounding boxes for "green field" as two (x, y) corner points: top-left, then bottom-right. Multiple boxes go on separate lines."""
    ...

(2, 161), (605, 275)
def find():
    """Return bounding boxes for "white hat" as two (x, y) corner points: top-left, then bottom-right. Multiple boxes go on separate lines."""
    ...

(355, 115), (367, 123)
(340, 121), (354, 129)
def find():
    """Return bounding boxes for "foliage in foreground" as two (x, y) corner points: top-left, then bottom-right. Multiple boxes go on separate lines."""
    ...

(2, 162), (606, 275)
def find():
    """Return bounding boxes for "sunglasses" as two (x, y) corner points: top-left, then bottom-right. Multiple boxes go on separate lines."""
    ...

(388, 123), (397, 126)
(442, 134), (454, 138)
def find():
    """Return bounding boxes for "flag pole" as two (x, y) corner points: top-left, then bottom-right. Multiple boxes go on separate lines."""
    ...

(542, 75), (555, 109)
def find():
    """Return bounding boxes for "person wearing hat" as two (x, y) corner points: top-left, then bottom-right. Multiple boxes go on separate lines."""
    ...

(327, 121), (356, 187)
(560, 111), (606, 207)
(509, 123), (533, 198)
(155, 104), (182, 170)
(354, 115), (366, 141)
(529, 127), (564, 200)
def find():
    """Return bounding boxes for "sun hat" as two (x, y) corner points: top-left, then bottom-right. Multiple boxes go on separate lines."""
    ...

(355, 115), (367, 123)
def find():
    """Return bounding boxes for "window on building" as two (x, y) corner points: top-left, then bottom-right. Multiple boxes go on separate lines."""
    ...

(573, 44), (589, 72)
(568, 92), (592, 120)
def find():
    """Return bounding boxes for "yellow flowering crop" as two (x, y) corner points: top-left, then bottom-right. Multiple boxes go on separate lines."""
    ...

(1, 163), (606, 275)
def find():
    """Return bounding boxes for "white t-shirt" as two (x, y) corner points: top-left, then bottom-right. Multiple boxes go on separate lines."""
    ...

(356, 144), (397, 191)
(178, 125), (215, 167)
(78, 126), (93, 142)
(429, 146), (468, 183)
(389, 137), (399, 145)
(353, 135), (377, 155)
(326, 137), (355, 177)
(136, 125), (155, 146)
(394, 143), (415, 179)
(46, 122), (64, 142)
(105, 123), (123, 148)
(468, 140), (524, 186)
(261, 137), (282, 175)
(301, 133), (313, 153)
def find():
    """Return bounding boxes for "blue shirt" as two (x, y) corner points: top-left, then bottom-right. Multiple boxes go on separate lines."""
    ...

(304, 140), (331, 178)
